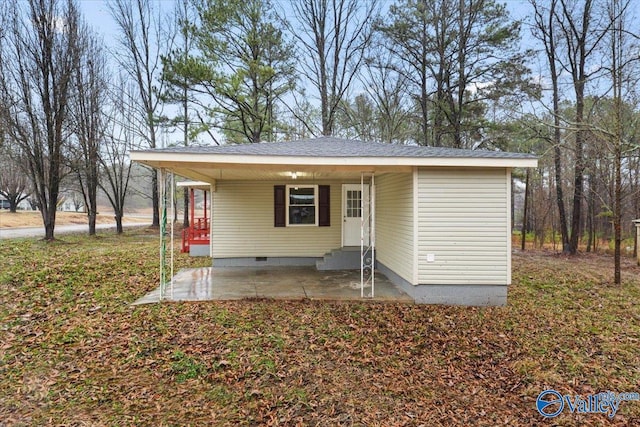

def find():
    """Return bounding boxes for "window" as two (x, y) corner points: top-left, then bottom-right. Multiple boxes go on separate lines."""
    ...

(274, 185), (330, 227)
(346, 189), (362, 218)
(287, 185), (317, 226)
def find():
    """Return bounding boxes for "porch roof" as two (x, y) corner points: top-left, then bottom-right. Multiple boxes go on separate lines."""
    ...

(130, 137), (538, 182)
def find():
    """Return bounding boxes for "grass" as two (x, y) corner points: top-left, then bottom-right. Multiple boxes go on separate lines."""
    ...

(1, 230), (639, 425)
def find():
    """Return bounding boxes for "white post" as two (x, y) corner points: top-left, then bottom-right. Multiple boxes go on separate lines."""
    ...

(210, 184), (214, 258)
(170, 172), (175, 300)
(159, 168), (165, 301)
(360, 172), (364, 298)
(371, 174), (375, 298)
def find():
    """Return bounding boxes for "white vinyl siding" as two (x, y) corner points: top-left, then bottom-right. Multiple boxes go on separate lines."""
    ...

(417, 167), (509, 285)
(211, 180), (342, 258)
(375, 173), (414, 284)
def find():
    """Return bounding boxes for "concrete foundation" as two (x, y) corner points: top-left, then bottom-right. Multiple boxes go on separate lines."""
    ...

(377, 262), (507, 306)
(410, 284), (507, 306)
(213, 257), (319, 267)
(189, 244), (210, 257)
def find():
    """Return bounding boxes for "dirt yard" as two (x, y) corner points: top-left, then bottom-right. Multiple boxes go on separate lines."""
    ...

(0, 210), (149, 228)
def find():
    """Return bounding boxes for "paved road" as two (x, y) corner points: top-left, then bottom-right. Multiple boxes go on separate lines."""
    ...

(0, 222), (148, 239)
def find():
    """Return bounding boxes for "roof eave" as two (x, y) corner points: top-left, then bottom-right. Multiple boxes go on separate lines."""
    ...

(130, 151), (538, 169)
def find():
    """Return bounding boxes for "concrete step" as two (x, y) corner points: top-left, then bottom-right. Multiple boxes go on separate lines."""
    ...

(317, 247), (374, 271)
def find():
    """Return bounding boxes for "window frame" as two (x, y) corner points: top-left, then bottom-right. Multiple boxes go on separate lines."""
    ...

(286, 184), (319, 227)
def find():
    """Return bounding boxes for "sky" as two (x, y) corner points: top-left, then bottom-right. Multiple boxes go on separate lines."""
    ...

(78, 0), (536, 47)
(71, 0), (546, 146)
(77, 0), (116, 37)
(73, 0), (639, 145)
(78, 0), (170, 43)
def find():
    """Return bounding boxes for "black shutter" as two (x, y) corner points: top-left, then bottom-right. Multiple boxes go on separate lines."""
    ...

(318, 185), (330, 227)
(274, 185), (286, 227)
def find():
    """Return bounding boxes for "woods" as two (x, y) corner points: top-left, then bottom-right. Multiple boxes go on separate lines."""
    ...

(0, 0), (639, 282)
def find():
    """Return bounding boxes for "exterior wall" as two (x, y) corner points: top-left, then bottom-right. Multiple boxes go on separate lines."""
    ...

(416, 167), (510, 286)
(212, 180), (345, 258)
(375, 173), (414, 285)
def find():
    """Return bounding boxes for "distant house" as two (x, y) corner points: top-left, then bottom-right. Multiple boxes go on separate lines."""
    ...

(131, 137), (537, 306)
(0, 196), (31, 210)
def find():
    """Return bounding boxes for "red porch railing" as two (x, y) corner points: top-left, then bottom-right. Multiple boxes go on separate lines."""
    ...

(181, 217), (210, 253)
(181, 186), (210, 253)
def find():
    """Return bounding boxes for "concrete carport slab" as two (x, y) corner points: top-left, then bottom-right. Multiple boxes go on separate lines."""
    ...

(132, 266), (413, 305)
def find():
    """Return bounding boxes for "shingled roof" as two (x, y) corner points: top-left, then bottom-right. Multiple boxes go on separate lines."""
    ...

(139, 136), (536, 160)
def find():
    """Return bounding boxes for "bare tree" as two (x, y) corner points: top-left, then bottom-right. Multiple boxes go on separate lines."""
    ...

(99, 77), (136, 234)
(531, 0), (570, 252)
(337, 94), (377, 141)
(362, 51), (415, 144)
(0, 139), (30, 213)
(531, 0), (611, 254)
(289, 0), (378, 136)
(337, 51), (416, 144)
(557, 0), (610, 254)
(0, 0), (82, 240)
(609, 0), (624, 283)
(70, 26), (108, 235)
(109, 0), (169, 228)
(375, 0), (434, 146)
(592, 0), (639, 283)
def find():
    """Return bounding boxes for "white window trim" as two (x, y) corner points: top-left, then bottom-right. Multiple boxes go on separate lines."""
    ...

(286, 184), (318, 227)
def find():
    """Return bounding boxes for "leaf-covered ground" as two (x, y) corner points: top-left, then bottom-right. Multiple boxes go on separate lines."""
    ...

(1, 230), (639, 426)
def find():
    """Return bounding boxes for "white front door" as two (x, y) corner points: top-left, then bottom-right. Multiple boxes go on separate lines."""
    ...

(342, 184), (369, 247)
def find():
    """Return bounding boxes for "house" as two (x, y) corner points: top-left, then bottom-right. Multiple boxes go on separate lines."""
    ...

(130, 137), (537, 306)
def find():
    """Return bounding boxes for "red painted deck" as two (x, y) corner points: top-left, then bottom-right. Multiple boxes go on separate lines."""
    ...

(181, 187), (210, 253)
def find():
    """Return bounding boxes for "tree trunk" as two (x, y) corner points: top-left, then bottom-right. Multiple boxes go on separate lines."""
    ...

(569, 121), (585, 254)
(420, 72), (429, 146)
(611, 0), (622, 284)
(614, 147), (621, 284)
(42, 205), (56, 241)
(183, 190), (190, 228)
(585, 171), (595, 252)
(115, 213), (124, 234)
(564, 0), (593, 256)
(88, 211), (96, 236)
(183, 83), (190, 228)
(554, 142), (569, 252)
